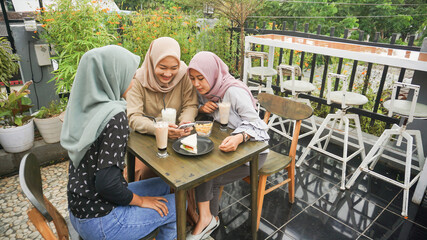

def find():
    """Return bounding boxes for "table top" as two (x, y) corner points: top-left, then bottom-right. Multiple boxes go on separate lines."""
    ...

(127, 123), (269, 191)
(246, 34), (427, 71)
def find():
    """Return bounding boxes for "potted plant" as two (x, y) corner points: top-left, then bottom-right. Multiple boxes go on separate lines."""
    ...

(33, 99), (67, 143)
(0, 81), (35, 153)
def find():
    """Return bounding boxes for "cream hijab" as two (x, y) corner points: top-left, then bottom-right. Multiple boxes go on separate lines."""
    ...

(60, 45), (140, 168)
(134, 37), (187, 93)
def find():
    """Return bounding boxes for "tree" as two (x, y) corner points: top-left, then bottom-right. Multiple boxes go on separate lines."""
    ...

(178, 0), (265, 77)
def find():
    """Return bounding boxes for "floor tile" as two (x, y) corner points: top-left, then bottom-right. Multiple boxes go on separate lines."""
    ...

(265, 230), (297, 240)
(239, 188), (310, 229)
(223, 179), (251, 201)
(269, 167), (337, 205)
(279, 206), (361, 240)
(364, 209), (427, 240)
(213, 201), (277, 240)
(346, 172), (402, 210)
(387, 190), (427, 228)
(356, 234), (373, 240)
(313, 187), (384, 233)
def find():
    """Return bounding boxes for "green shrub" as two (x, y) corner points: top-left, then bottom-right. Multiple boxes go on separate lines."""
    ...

(37, 0), (120, 94)
(34, 99), (67, 119)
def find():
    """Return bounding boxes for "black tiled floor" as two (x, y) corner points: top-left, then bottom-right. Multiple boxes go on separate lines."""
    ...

(364, 209), (427, 240)
(208, 128), (427, 239)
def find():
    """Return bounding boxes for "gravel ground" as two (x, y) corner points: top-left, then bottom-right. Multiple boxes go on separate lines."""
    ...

(0, 161), (69, 240)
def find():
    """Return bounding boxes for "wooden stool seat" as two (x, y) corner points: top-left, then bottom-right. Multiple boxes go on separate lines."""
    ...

(259, 150), (292, 175)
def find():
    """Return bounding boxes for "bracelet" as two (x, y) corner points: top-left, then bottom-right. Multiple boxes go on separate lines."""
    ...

(240, 132), (246, 143)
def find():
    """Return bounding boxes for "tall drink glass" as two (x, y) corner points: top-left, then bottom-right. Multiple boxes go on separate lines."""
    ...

(161, 108), (176, 125)
(154, 121), (169, 158)
(218, 102), (231, 131)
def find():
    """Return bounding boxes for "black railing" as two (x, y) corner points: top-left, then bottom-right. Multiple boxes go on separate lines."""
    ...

(231, 21), (422, 128)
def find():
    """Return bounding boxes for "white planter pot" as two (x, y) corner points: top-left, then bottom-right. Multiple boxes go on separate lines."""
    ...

(34, 116), (63, 144)
(0, 119), (34, 153)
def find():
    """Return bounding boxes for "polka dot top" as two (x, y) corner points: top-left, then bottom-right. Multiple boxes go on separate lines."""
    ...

(67, 112), (131, 219)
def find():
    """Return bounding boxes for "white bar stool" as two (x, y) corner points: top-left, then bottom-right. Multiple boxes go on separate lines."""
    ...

(346, 82), (427, 217)
(296, 73), (368, 190)
(268, 64), (317, 140)
(244, 51), (277, 94)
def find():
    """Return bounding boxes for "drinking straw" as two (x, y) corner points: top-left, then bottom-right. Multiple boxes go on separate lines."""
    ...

(163, 94), (166, 110)
(143, 114), (156, 123)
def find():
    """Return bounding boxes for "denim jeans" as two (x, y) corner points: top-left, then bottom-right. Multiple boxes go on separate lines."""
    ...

(69, 177), (176, 240)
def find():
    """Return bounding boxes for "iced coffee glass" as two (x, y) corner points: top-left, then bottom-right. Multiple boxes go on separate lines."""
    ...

(161, 108), (176, 125)
(218, 102), (231, 131)
(154, 121), (169, 158)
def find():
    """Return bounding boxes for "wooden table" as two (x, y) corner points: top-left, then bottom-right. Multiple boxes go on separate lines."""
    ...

(126, 123), (269, 240)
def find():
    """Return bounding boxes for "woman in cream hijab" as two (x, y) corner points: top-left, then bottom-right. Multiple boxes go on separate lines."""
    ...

(126, 37), (199, 224)
(127, 37), (198, 139)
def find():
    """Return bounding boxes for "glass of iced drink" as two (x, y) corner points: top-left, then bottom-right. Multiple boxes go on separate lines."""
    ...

(161, 108), (176, 125)
(218, 102), (231, 131)
(154, 121), (169, 158)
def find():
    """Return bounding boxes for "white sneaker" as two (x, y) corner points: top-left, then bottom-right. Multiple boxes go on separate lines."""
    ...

(186, 216), (220, 240)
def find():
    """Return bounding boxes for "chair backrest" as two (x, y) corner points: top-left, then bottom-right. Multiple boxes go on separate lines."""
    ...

(257, 92), (313, 121)
(19, 153), (52, 221)
(19, 153), (72, 240)
(277, 64), (301, 93)
(258, 93), (313, 159)
(388, 82), (420, 123)
(245, 50), (268, 79)
(327, 73), (348, 109)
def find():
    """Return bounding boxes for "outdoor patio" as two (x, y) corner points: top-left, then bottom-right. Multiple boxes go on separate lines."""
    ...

(1, 128), (426, 240)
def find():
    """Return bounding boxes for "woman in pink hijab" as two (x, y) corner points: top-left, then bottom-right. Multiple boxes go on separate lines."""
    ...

(186, 51), (270, 240)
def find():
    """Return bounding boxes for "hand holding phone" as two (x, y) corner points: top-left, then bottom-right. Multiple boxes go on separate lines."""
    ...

(178, 122), (195, 129)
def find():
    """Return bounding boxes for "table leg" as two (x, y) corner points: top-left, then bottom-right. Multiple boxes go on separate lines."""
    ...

(250, 155), (259, 240)
(126, 151), (135, 182)
(175, 189), (186, 240)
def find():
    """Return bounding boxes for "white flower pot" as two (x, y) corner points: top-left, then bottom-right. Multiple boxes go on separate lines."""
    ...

(34, 116), (63, 144)
(0, 119), (34, 153)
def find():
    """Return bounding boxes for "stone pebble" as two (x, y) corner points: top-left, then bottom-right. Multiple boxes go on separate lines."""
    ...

(0, 161), (69, 239)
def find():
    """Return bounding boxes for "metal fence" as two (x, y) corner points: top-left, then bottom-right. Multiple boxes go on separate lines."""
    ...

(231, 21), (422, 128)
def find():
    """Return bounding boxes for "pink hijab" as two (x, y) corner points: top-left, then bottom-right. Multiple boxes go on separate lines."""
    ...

(187, 51), (257, 109)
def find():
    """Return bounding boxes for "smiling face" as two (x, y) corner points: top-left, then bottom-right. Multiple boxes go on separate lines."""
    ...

(189, 69), (211, 95)
(154, 56), (179, 84)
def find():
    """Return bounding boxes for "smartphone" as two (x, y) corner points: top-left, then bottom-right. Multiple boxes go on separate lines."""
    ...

(178, 122), (195, 129)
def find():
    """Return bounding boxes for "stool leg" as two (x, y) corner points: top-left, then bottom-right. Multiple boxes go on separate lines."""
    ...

(413, 130), (425, 167)
(340, 116), (350, 190)
(346, 130), (392, 189)
(412, 156), (427, 204)
(369, 124), (400, 169)
(402, 131), (414, 217)
(369, 135), (391, 170)
(297, 114), (333, 167)
(322, 114), (340, 151)
(353, 115), (366, 160)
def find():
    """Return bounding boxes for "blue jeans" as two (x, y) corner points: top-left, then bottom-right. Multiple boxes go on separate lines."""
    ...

(69, 177), (176, 240)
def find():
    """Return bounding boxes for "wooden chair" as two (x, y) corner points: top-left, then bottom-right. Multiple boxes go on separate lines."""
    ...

(252, 93), (313, 229)
(218, 93), (313, 230)
(19, 153), (81, 240)
(19, 153), (159, 240)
